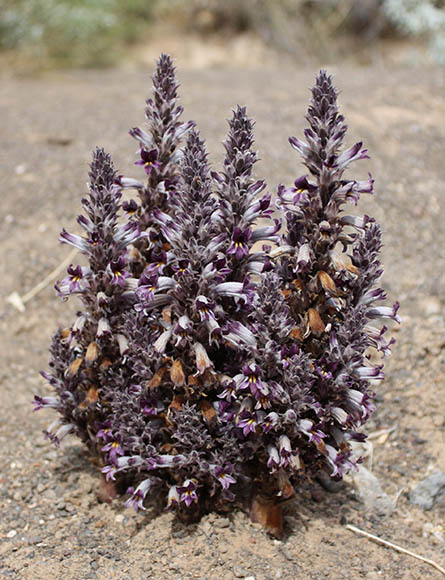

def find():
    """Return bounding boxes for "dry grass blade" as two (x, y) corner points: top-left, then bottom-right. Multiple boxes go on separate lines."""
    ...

(346, 524), (445, 576)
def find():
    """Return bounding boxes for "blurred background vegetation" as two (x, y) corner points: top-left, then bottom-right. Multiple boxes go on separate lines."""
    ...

(0, 0), (444, 69)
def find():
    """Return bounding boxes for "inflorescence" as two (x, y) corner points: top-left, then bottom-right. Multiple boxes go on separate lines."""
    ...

(36, 55), (399, 528)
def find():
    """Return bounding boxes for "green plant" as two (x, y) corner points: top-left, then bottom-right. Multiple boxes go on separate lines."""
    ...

(0, 0), (155, 67)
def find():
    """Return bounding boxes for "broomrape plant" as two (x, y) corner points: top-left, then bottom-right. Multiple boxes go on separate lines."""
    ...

(36, 55), (399, 534)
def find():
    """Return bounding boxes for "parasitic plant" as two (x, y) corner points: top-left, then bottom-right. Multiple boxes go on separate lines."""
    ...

(36, 57), (399, 536)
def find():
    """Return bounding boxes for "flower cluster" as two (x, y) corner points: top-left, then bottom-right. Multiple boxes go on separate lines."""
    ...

(36, 56), (399, 532)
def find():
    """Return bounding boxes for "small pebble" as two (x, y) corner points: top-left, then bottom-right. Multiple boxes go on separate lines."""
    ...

(6, 530), (17, 539)
(420, 296), (441, 316)
(279, 546), (294, 561)
(214, 517), (230, 528)
(115, 514), (125, 523)
(433, 414), (444, 427)
(311, 488), (324, 503)
(351, 465), (394, 516)
(409, 472), (445, 510)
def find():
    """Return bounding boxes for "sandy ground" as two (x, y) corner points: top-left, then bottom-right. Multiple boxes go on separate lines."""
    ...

(1, 63), (445, 579)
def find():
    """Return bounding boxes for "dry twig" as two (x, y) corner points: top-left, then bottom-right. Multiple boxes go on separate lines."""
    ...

(392, 487), (407, 508)
(6, 248), (78, 312)
(346, 524), (445, 576)
(367, 426), (396, 441)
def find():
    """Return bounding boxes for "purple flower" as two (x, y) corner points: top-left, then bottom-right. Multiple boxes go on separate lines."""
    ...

(97, 317), (111, 337)
(237, 364), (269, 399)
(129, 126), (153, 149)
(296, 243), (310, 270)
(359, 287), (387, 306)
(277, 175), (316, 206)
(59, 229), (89, 254)
(367, 302), (401, 324)
(135, 148), (160, 175)
(113, 221), (145, 249)
(195, 295), (215, 321)
(55, 265), (90, 297)
(324, 444), (348, 478)
(43, 419), (74, 447)
(101, 464), (117, 482)
(262, 412), (279, 433)
(288, 135), (309, 156)
(122, 199), (139, 214)
(237, 410), (258, 436)
(102, 440), (124, 464)
(202, 257), (231, 282)
(365, 324), (395, 357)
(218, 400), (237, 422)
(227, 227), (252, 260)
(354, 365), (384, 381)
(125, 479), (153, 511)
(166, 486), (180, 509)
(142, 402), (158, 417)
(341, 214), (373, 230)
(267, 445), (280, 472)
(137, 271), (158, 301)
(280, 344), (299, 366)
(278, 435), (301, 470)
(172, 259), (190, 277)
(115, 176), (144, 191)
(158, 178), (177, 197)
(335, 142), (369, 170)
(144, 249), (167, 274)
(96, 421), (113, 441)
(250, 218), (281, 244)
(298, 419), (325, 445)
(213, 465), (236, 490)
(102, 455), (147, 482)
(346, 389), (376, 419)
(293, 175), (317, 194)
(214, 281), (251, 301)
(107, 256), (130, 287)
(178, 479), (198, 507)
(244, 192), (272, 221)
(218, 380), (236, 401)
(33, 395), (60, 412)
(173, 315), (193, 345)
(223, 321), (257, 348)
(331, 406), (350, 425)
